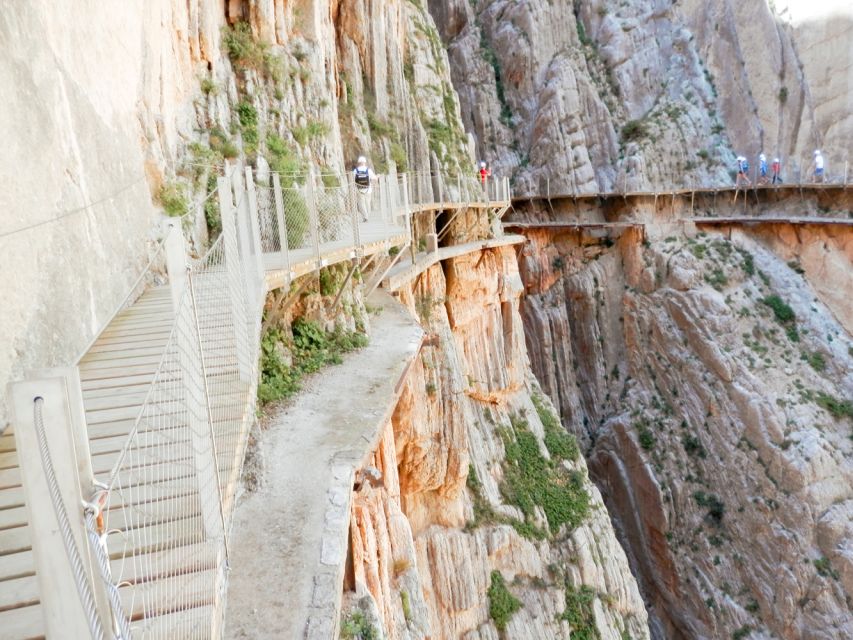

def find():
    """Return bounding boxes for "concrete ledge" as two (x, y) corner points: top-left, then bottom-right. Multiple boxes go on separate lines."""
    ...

(224, 291), (424, 639)
(382, 234), (527, 292)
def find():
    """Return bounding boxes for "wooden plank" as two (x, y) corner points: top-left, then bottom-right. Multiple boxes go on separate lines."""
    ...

(0, 573), (39, 612)
(0, 602), (43, 640)
(0, 549), (34, 582)
(134, 604), (214, 640)
(0, 506), (27, 531)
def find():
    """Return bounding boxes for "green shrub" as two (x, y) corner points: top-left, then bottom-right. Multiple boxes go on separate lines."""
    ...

(200, 76), (218, 96)
(390, 141), (408, 172)
(292, 121), (330, 145)
(258, 319), (368, 404)
(561, 585), (600, 640)
(704, 268), (728, 291)
(487, 571), (521, 631)
(732, 626), (752, 640)
(222, 22), (272, 74)
(340, 611), (379, 640)
(157, 182), (188, 217)
(621, 119), (649, 143)
(778, 86), (788, 104)
(532, 392), (579, 462)
(500, 416), (590, 535)
(266, 134), (306, 178)
(814, 556), (839, 580)
(803, 351), (827, 372)
(637, 423), (655, 451)
(693, 491), (725, 523)
(814, 392), (853, 420)
(761, 294), (795, 323)
(682, 434), (706, 458)
(761, 295), (799, 341)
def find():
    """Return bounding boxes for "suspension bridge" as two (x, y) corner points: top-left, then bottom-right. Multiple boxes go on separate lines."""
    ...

(1, 169), (509, 640)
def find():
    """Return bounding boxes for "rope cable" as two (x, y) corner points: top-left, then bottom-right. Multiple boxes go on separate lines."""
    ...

(32, 398), (107, 640)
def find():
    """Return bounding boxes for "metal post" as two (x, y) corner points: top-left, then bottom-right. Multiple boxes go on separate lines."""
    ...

(305, 170), (321, 269)
(186, 271), (228, 549)
(8, 372), (112, 638)
(272, 173), (290, 274)
(218, 176), (252, 382)
(244, 167), (265, 283)
(232, 169), (259, 315)
(165, 222), (187, 313)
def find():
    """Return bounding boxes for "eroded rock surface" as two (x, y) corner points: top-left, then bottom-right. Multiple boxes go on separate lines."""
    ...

(518, 224), (853, 639)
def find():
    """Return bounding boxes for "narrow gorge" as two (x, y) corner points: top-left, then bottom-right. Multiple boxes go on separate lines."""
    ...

(1, 1), (851, 639)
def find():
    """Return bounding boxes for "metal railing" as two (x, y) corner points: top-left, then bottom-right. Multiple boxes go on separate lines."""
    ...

(251, 170), (509, 276)
(7, 166), (511, 640)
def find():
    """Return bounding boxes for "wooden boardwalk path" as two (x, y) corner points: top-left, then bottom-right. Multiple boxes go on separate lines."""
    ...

(1, 171), (511, 639)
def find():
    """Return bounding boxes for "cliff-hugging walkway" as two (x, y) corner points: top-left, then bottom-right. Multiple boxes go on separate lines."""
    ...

(224, 291), (422, 639)
(4, 168), (507, 639)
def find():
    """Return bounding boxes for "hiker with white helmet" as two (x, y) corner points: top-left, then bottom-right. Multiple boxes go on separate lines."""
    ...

(758, 153), (769, 185)
(771, 157), (782, 184)
(811, 150), (825, 183)
(352, 155), (375, 222)
(478, 160), (491, 191)
(736, 156), (751, 187)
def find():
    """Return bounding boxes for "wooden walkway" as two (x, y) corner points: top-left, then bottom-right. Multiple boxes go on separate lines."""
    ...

(1, 190), (509, 638)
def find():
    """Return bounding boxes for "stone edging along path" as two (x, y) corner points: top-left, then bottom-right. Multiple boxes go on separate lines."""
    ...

(224, 290), (423, 639)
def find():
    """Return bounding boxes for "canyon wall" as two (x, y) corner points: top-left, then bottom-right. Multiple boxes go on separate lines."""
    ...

(431, 0), (853, 194)
(517, 222), (853, 638)
(344, 245), (650, 639)
(0, 0), (469, 427)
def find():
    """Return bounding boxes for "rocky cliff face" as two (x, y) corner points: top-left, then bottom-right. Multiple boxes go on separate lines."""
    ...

(517, 223), (853, 638)
(344, 245), (650, 639)
(429, 0), (852, 194)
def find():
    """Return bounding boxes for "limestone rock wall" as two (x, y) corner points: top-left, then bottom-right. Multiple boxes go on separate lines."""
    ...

(0, 0), (471, 427)
(517, 224), (853, 638)
(345, 246), (650, 639)
(428, 0), (852, 195)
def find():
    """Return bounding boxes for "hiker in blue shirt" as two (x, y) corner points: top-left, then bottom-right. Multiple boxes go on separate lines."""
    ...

(757, 153), (769, 185)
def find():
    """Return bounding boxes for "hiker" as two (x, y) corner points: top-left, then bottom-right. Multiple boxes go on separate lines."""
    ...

(812, 150), (825, 183)
(736, 156), (751, 187)
(757, 153), (769, 185)
(771, 157), (782, 184)
(478, 161), (491, 186)
(352, 156), (374, 222)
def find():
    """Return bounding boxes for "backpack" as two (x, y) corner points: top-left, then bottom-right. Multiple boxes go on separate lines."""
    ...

(740, 160), (749, 172)
(354, 167), (370, 187)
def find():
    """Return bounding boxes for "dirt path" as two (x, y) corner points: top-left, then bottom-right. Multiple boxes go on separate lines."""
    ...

(224, 291), (422, 639)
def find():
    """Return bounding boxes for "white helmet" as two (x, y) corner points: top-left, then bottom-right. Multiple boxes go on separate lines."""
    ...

(480, 161), (486, 168)
(773, 157), (780, 163)
(357, 155), (367, 165)
(814, 150), (821, 156)
(737, 156), (744, 161)
(759, 153), (766, 161)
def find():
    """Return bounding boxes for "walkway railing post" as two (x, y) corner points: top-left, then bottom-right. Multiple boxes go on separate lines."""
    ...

(165, 221), (187, 313)
(7, 371), (112, 639)
(218, 176), (253, 382)
(244, 168), (265, 285)
(306, 169), (321, 269)
(272, 173), (291, 275)
(232, 169), (260, 316)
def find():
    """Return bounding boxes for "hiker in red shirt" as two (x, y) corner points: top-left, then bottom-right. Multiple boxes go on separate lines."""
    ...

(478, 161), (490, 186)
